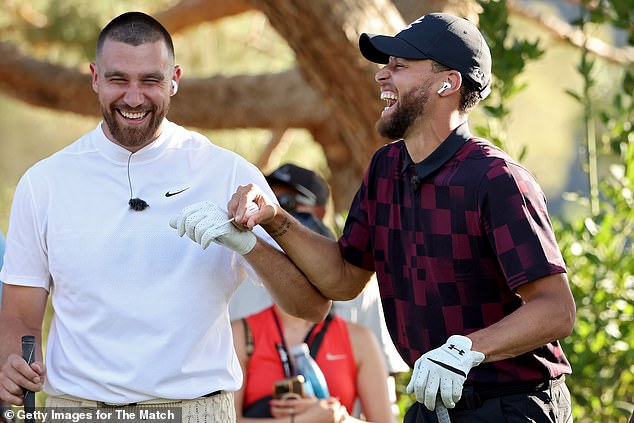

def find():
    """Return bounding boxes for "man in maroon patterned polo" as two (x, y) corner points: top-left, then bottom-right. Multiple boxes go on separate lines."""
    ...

(191, 13), (576, 423)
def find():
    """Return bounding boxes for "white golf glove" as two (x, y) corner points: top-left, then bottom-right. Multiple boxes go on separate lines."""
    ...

(169, 201), (257, 255)
(406, 335), (485, 410)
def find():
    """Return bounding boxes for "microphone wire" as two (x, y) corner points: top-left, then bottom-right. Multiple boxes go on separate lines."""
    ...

(127, 151), (149, 211)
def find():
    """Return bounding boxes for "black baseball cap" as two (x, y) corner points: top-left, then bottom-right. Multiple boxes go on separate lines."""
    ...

(266, 164), (330, 206)
(359, 13), (492, 99)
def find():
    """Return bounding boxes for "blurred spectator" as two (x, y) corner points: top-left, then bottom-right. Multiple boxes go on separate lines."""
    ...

(232, 285), (395, 422)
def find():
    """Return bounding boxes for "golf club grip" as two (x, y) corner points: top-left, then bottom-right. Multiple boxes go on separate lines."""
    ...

(21, 335), (36, 423)
(435, 396), (451, 423)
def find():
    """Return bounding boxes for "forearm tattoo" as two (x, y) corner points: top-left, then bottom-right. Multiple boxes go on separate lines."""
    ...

(266, 216), (292, 239)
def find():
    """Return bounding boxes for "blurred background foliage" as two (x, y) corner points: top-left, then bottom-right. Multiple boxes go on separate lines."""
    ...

(0, 0), (632, 422)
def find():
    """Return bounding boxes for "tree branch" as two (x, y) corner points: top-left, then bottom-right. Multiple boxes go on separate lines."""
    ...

(508, 0), (634, 65)
(255, 128), (292, 171)
(169, 71), (327, 129)
(0, 41), (98, 115)
(154, 0), (254, 34)
(0, 40), (327, 129)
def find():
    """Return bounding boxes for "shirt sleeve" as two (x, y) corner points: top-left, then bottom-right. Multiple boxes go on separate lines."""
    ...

(478, 159), (566, 291)
(338, 167), (375, 272)
(0, 171), (52, 289)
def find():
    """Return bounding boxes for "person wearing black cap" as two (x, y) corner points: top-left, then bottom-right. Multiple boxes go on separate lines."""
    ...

(228, 164), (334, 321)
(266, 164), (334, 239)
(194, 13), (575, 423)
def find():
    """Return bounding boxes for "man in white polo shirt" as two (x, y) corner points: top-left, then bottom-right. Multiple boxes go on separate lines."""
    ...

(0, 12), (330, 423)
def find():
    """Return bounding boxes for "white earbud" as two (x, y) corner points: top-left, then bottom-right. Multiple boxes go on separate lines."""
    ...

(437, 82), (451, 94)
(171, 80), (178, 95)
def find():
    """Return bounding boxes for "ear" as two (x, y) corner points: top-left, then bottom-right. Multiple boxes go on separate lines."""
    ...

(436, 71), (462, 96)
(170, 65), (182, 96)
(89, 62), (99, 94)
(447, 71), (462, 92)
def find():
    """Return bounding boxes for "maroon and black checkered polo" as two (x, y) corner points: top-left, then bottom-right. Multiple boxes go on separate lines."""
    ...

(339, 123), (571, 384)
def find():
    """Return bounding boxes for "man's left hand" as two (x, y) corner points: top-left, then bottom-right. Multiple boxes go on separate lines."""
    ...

(406, 335), (485, 410)
(169, 201), (257, 254)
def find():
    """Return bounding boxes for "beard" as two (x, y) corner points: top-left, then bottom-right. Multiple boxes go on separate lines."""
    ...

(101, 101), (168, 150)
(376, 79), (432, 140)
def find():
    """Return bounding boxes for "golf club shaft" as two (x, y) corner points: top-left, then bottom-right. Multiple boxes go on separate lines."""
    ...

(435, 397), (451, 423)
(21, 336), (36, 423)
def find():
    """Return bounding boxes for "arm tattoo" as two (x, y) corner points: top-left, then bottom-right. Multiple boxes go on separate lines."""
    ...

(266, 216), (292, 239)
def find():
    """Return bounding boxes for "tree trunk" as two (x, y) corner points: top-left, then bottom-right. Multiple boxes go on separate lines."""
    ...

(247, 0), (405, 207)
(394, 0), (482, 23)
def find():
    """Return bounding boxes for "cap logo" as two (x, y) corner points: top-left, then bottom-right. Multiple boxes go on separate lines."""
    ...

(403, 16), (425, 31)
(472, 67), (484, 82)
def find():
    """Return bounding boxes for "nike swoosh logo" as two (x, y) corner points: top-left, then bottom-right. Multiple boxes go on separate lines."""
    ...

(325, 353), (347, 361)
(165, 187), (190, 197)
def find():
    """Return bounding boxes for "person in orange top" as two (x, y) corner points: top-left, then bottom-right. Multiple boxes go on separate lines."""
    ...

(231, 304), (396, 423)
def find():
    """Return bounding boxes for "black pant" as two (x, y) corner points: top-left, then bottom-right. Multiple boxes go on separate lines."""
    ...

(403, 377), (573, 423)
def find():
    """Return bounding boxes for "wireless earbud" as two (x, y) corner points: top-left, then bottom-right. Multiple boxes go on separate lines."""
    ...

(437, 82), (451, 94)
(171, 80), (178, 95)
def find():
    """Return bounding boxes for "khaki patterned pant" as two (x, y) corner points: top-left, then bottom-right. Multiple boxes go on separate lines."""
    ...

(46, 392), (236, 423)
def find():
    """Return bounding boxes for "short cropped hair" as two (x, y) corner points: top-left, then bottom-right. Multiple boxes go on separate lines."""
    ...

(96, 12), (174, 61)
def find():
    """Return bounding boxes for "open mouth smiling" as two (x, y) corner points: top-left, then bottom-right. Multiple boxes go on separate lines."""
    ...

(380, 91), (398, 111)
(118, 109), (150, 120)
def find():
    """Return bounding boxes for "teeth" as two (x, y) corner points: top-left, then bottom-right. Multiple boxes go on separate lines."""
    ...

(380, 91), (397, 110)
(120, 110), (148, 120)
(380, 92), (398, 101)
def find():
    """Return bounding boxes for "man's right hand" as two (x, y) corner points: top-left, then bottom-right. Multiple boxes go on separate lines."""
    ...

(227, 183), (280, 230)
(0, 353), (45, 405)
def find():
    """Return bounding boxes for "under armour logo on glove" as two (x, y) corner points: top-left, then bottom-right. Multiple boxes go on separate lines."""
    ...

(406, 335), (485, 410)
(447, 344), (465, 355)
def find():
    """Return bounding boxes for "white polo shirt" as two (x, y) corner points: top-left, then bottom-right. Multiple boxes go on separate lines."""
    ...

(0, 120), (278, 403)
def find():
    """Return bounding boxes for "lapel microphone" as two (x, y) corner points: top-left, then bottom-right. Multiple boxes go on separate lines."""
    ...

(127, 152), (148, 211)
(411, 175), (422, 192)
(129, 198), (148, 211)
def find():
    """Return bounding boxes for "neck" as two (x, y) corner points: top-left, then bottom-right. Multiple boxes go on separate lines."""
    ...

(404, 112), (467, 163)
(275, 306), (313, 346)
